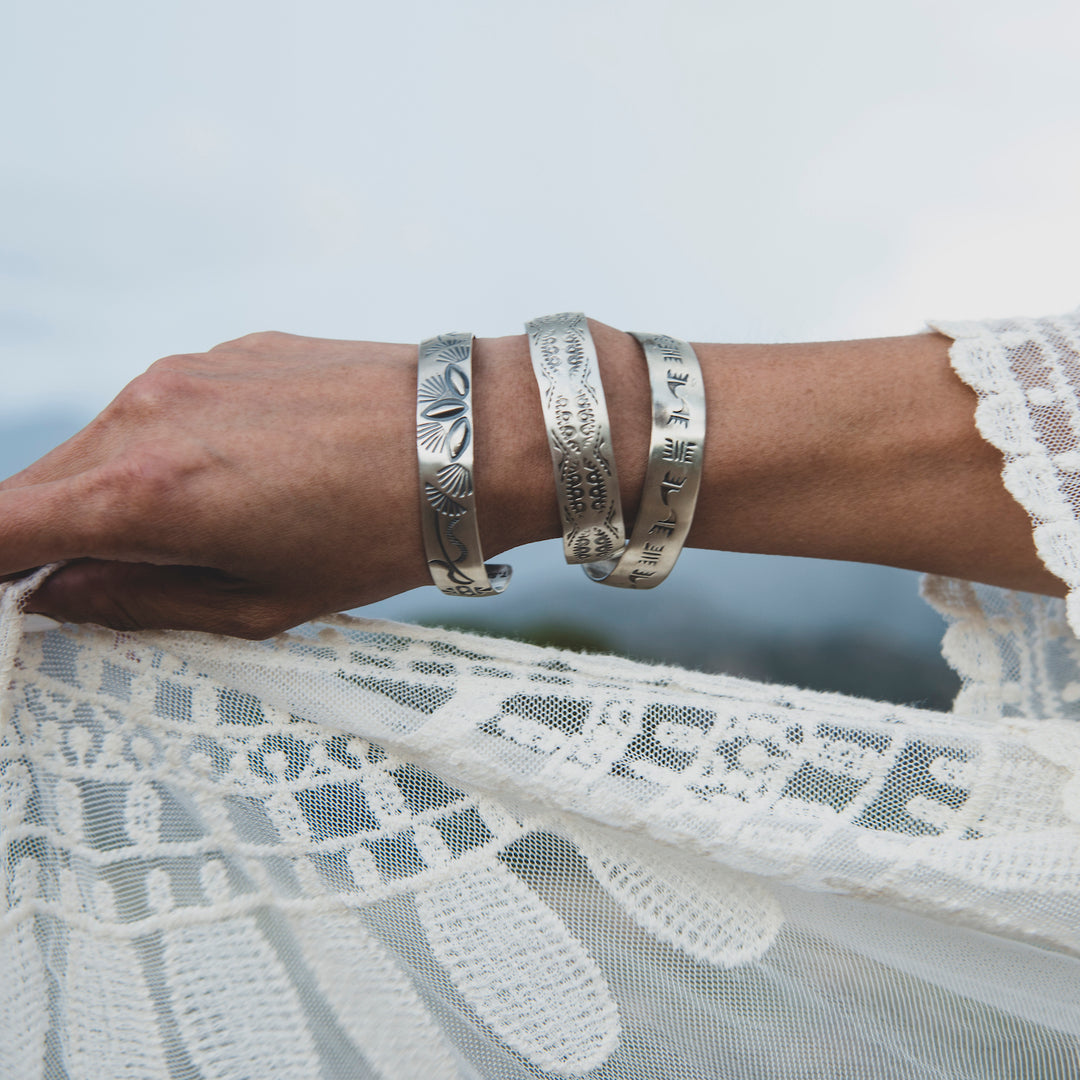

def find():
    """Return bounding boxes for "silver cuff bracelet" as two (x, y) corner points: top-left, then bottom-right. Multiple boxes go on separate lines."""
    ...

(525, 312), (626, 564)
(417, 332), (511, 596)
(584, 332), (705, 588)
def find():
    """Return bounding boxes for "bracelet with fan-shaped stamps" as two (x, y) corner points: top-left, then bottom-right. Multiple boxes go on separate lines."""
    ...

(416, 332), (511, 596)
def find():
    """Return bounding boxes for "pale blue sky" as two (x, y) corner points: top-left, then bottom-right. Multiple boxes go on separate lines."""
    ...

(2, 0), (1077, 653)
(4, 0), (1079, 413)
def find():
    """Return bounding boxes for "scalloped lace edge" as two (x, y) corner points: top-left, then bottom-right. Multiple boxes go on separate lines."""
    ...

(927, 311), (1080, 636)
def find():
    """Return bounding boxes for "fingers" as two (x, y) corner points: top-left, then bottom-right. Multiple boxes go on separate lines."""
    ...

(0, 352), (210, 493)
(0, 441), (203, 574)
(26, 561), (298, 639)
(0, 467), (151, 574)
(0, 423), (109, 492)
(0, 476), (110, 572)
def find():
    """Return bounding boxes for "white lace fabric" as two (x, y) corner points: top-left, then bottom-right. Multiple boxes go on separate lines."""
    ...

(922, 312), (1080, 733)
(929, 310), (1080, 625)
(4, 313), (1080, 1078)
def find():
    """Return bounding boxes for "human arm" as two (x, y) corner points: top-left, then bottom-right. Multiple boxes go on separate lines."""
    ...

(470, 325), (1057, 594)
(0, 321), (1059, 636)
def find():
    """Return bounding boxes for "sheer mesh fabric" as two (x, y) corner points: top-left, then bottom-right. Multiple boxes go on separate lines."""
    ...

(929, 309), (1080, 640)
(3, 311), (1080, 1079)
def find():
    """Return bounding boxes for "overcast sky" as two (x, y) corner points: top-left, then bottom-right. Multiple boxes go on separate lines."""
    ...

(2, 0), (1077, 646)
(4, 0), (1079, 415)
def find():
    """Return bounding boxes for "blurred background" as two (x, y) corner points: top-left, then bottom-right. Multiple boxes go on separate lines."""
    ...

(4, 0), (1080, 709)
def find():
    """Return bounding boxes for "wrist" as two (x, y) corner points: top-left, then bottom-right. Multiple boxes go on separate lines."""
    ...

(471, 331), (556, 555)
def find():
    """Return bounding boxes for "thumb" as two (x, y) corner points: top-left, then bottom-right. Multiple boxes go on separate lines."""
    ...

(26, 560), (293, 639)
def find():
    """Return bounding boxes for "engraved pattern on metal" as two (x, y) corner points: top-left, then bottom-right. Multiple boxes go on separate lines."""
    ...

(584, 332), (705, 588)
(416, 333), (511, 596)
(525, 312), (625, 564)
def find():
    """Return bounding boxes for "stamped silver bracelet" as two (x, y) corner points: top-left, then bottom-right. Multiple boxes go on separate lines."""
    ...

(584, 332), (705, 588)
(525, 312), (625, 564)
(416, 332), (511, 596)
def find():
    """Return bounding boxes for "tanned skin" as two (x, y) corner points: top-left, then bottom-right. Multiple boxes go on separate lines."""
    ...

(0, 322), (1058, 637)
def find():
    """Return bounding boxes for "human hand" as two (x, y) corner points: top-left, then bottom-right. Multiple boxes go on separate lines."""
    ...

(0, 330), (560, 636)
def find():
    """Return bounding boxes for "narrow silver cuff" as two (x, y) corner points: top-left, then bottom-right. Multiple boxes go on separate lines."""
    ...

(417, 332), (511, 597)
(585, 333), (705, 588)
(525, 312), (625, 563)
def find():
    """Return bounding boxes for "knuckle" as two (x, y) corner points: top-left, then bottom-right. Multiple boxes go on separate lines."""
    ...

(109, 379), (159, 418)
(212, 330), (291, 353)
(77, 439), (212, 558)
(101, 445), (178, 493)
(88, 444), (189, 526)
(150, 351), (200, 372)
(111, 364), (193, 416)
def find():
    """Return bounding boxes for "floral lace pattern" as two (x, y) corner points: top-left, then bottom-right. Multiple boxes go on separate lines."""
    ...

(3, 560), (1079, 1076)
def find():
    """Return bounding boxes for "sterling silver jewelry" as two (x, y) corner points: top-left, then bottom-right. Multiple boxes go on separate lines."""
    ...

(525, 312), (625, 563)
(584, 332), (705, 588)
(417, 332), (511, 596)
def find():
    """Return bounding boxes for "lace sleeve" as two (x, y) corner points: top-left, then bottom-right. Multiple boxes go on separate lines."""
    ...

(924, 309), (1080, 719)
